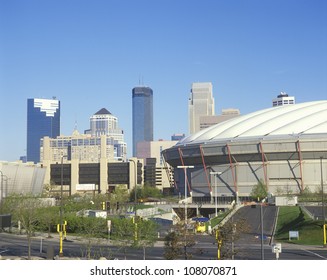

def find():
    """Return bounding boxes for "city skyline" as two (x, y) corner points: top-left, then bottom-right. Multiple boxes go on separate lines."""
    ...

(1, 0), (326, 161)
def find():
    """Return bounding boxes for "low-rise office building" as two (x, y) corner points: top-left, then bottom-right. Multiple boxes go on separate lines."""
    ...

(41, 130), (142, 195)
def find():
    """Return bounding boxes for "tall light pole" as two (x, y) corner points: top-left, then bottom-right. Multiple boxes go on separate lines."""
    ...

(320, 157), (326, 247)
(260, 198), (266, 260)
(129, 158), (138, 243)
(177, 165), (194, 259)
(0, 170), (4, 213)
(210, 171), (222, 217)
(58, 155), (67, 257)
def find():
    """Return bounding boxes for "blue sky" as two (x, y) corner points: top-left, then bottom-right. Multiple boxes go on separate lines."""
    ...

(0, 0), (326, 161)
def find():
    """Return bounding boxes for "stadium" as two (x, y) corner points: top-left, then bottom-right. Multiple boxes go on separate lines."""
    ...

(162, 100), (327, 204)
(0, 161), (46, 201)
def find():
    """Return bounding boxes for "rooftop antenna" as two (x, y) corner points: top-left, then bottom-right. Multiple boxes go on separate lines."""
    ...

(138, 75), (144, 86)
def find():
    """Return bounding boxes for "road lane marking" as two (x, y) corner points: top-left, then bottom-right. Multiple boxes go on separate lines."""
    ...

(301, 248), (327, 259)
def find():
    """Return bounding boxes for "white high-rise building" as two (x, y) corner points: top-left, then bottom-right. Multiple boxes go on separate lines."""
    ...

(88, 108), (127, 161)
(188, 82), (215, 134)
(272, 92), (295, 107)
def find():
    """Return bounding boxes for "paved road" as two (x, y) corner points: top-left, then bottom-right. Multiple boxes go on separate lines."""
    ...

(1, 205), (327, 260)
(1, 230), (327, 260)
(214, 205), (327, 260)
(232, 205), (277, 245)
(303, 205), (327, 220)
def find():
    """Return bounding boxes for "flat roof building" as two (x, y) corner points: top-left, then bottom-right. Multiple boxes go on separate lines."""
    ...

(272, 92), (295, 107)
(199, 108), (240, 130)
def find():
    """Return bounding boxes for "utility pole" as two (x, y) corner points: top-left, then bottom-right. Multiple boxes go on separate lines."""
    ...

(260, 198), (266, 260)
(129, 159), (138, 244)
(0, 171), (3, 213)
(210, 171), (222, 217)
(321, 157), (326, 247)
(177, 165), (194, 259)
(58, 155), (67, 257)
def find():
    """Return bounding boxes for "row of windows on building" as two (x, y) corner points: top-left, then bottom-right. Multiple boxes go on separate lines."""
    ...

(50, 162), (174, 192)
(272, 99), (295, 106)
(47, 138), (123, 147)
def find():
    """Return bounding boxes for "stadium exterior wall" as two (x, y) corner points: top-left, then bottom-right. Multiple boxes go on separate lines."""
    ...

(0, 161), (46, 200)
(162, 136), (327, 203)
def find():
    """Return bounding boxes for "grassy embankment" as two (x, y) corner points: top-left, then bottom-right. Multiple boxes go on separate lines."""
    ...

(274, 206), (325, 245)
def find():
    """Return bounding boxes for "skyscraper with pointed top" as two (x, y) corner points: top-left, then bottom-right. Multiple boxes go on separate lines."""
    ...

(132, 86), (153, 157)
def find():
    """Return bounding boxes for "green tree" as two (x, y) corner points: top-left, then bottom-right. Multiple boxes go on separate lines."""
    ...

(134, 219), (158, 259)
(42, 180), (57, 198)
(129, 184), (162, 202)
(250, 179), (267, 201)
(64, 195), (97, 213)
(164, 223), (195, 260)
(217, 218), (250, 260)
(110, 217), (135, 259)
(109, 185), (129, 214)
(77, 216), (107, 259)
(164, 231), (183, 260)
(36, 205), (59, 238)
(3, 194), (45, 259)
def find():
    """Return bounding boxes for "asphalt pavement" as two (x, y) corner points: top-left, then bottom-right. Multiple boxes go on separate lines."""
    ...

(1, 205), (327, 260)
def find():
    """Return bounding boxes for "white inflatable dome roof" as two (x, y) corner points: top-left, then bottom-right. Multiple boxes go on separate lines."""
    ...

(178, 100), (327, 146)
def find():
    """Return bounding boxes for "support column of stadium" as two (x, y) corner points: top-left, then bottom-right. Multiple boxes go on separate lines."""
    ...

(226, 143), (238, 204)
(296, 140), (304, 192)
(178, 147), (192, 194)
(259, 142), (269, 190)
(210, 171), (222, 217)
(199, 145), (212, 196)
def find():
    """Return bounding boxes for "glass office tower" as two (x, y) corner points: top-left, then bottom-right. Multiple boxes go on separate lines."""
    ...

(27, 98), (60, 163)
(132, 86), (153, 157)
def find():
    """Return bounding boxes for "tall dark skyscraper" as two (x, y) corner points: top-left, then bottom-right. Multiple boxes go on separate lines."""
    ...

(27, 98), (60, 163)
(132, 86), (153, 157)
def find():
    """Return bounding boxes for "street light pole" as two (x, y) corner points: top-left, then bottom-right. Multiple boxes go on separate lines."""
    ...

(59, 155), (67, 257)
(129, 159), (138, 243)
(260, 202), (264, 260)
(320, 157), (326, 247)
(210, 172), (222, 217)
(177, 165), (194, 259)
(260, 198), (266, 260)
(0, 170), (4, 213)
